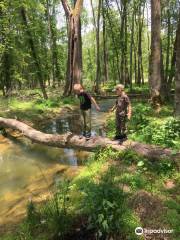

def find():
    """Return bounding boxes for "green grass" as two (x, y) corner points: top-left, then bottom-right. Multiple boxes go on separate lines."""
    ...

(2, 147), (179, 240)
(0, 148), (142, 240)
(0, 91), (78, 125)
(163, 198), (180, 239)
(99, 82), (149, 94)
(1, 91), (179, 240)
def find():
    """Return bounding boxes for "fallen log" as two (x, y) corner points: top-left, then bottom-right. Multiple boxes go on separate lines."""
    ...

(0, 117), (179, 166)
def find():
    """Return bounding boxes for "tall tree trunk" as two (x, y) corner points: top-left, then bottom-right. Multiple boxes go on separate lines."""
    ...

(146, 1), (150, 55)
(46, 0), (61, 87)
(102, 3), (108, 84)
(137, 3), (145, 86)
(134, 45), (137, 84)
(111, 57), (116, 85)
(149, 0), (162, 107)
(46, 0), (55, 86)
(114, 0), (124, 83)
(90, 0), (96, 59)
(175, 12), (180, 117)
(165, 8), (171, 84)
(87, 49), (93, 83)
(0, 2), (12, 96)
(95, 0), (102, 92)
(120, 1), (126, 84)
(105, 1), (121, 83)
(62, 0), (83, 96)
(160, 41), (167, 101)
(130, 8), (135, 91)
(51, 4), (61, 86)
(20, 7), (48, 99)
(4, 51), (11, 95)
(137, 19), (142, 86)
(168, 32), (177, 90)
(124, 1), (129, 87)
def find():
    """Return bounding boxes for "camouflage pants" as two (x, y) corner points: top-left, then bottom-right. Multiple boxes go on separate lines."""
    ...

(81, 109), (91, 136)
(115, 113), (127, 137)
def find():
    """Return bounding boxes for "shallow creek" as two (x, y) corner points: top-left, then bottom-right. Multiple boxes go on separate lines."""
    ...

(0, 99), (114, 228)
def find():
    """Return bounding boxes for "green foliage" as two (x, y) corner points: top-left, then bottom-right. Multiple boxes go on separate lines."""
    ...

(1, 147), (178, 239)
(128, 103), (180, 149)
(128, 104), (180, 148)
(138, 117), (180, 148)
(0, 235), (17, 240)
(126, 84), (149, 94)
(120, 172), (148, 190)
(26, 200), (40, 229)
(100, 81), (116, 92)
(81, 168), (139, 240)
(106, 102), (180, 149)
(164, 200), (180, 239)
(0, 94), (78, 123)
(129, 103), (151, 132)
(90, 146), (118, 164)
(0, 0), (66, 94)
(39, 179), (73, 238)
(62, 96), (78, 105)
(9, 201), (43, 240)
(119, 149), (176, 176)
(35, 98), (60, 109)
(17, 222), (35, 240)
(16, 180), (72, 239)
(119, 149), (145, 165)
(106, 115), (116, 138)
(165, 199), (180, 212)
(34, 96), (77, 110)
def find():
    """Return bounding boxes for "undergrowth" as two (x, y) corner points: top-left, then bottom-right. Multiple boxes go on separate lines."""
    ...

(2, 147), (179, 240)
(106, 102), (180, 149)
(1, 99), (179, 240)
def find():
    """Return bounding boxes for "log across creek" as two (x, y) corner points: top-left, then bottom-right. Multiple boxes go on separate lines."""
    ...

(0, 117), (179, 167)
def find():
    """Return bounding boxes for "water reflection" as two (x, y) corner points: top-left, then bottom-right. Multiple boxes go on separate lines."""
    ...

(43, 98), (115, 137)
(0, 99), (114, 193)
(0, 99), (113, 224)
(43, 113), (82, 135)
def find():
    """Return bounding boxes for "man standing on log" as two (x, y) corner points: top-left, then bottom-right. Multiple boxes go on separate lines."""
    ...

(74, 84), (100, 138)
(111, 84), (132, 142)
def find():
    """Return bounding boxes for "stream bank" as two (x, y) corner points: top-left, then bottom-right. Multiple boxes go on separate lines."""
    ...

(0, 96), (113, 233)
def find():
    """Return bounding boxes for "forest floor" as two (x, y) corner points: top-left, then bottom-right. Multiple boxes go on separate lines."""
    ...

(0, 88), (179, 240)
(0, 87), (79, 127)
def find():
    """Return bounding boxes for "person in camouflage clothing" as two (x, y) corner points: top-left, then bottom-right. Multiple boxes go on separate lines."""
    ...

(111, 84), (132, 141)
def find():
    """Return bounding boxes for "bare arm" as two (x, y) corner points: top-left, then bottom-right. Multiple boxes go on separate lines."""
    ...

(110, 104), (117, 112)
(127, 104), (132, 120)
(90, 96), (100, 111)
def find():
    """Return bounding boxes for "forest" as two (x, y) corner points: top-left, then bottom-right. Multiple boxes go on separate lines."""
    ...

(0, 0), (180, 240)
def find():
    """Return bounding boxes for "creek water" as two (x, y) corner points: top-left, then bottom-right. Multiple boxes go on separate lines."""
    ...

(0, 99), (114, 228)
